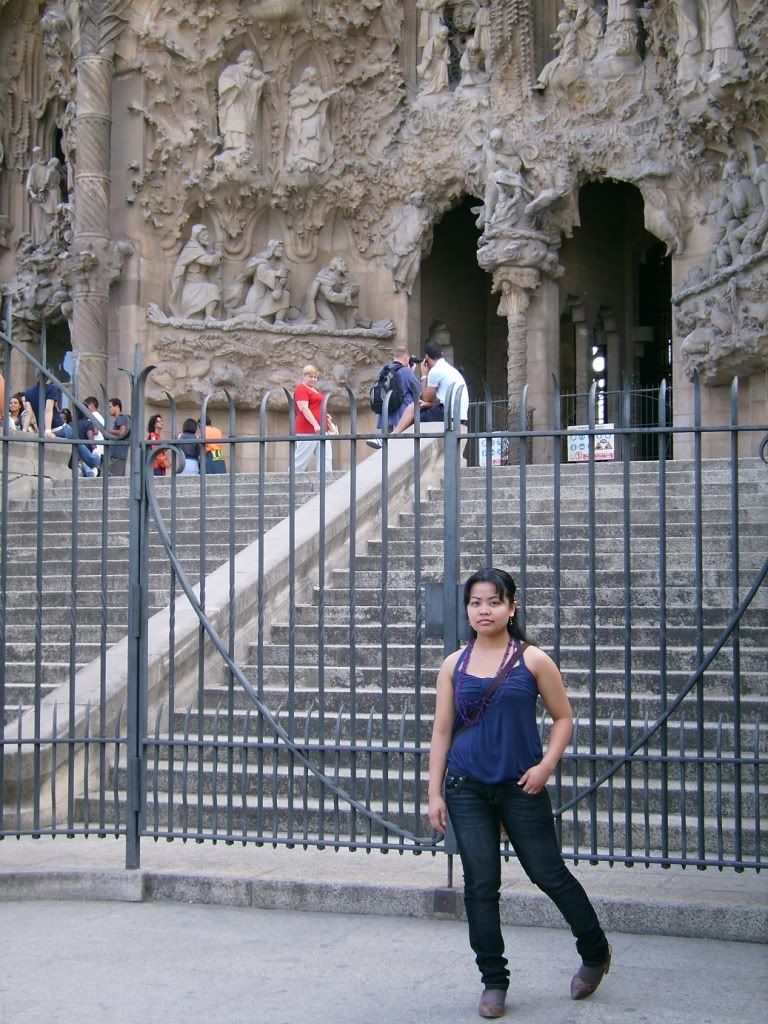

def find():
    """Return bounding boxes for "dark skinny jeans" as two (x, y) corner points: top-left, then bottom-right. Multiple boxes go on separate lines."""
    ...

(445, 774), (609, 991)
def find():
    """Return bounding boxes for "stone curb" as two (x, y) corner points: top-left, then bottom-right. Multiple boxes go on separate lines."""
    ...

(1, 869), (766, 944)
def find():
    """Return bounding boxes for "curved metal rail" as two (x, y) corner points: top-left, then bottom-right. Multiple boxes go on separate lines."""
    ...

(143, 445), (441, 848)
(551, 556), (768, 816)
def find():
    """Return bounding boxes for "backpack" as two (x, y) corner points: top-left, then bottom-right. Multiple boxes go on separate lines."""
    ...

(369, 362), (406, 414)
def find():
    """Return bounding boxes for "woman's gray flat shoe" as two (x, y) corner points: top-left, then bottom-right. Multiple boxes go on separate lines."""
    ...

(478, 987), (507, 1018)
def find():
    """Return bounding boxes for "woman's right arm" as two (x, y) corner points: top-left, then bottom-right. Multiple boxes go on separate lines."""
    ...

(428, 650), (460, 832)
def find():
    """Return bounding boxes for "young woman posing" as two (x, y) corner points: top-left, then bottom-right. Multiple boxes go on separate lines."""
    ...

(428, 568), (610, 1019)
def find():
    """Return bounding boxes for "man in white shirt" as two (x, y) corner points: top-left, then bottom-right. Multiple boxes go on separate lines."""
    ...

(84, 396), (105, 476)
(392, 339), (469, 434)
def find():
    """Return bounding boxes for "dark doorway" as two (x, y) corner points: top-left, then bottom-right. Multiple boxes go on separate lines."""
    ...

(418, 196), (498, 401)
(558, 180), (672, 457)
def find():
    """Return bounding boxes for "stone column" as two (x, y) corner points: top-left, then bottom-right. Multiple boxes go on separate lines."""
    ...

(490, 265), (543, 463)
(70, 47), (113, 399)
(492, 265), (541, 427)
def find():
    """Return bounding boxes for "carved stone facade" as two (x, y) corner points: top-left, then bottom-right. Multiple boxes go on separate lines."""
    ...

(0, 1), (765, 459)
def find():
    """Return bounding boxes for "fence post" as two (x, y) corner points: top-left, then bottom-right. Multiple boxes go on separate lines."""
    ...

(125, 346), (150, 868)
(442, 385), (463, 656)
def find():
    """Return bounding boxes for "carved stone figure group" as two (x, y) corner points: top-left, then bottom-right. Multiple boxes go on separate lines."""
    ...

(708, 157), (768, 274)
(166, 228), (369, 332)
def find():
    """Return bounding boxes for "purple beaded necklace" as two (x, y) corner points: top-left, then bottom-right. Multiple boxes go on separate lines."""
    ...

(454, 635), (520, 730)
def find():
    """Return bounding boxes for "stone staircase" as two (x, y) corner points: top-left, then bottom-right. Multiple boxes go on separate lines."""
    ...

(111, 458), (767, 864)
(1, 472), (343, 727)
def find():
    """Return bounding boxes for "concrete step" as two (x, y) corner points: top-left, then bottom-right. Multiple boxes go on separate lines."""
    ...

(310, 584), (768, 610)
(236, 663), (768, 704)
(88, 790), (760, 858)
(115, 760), (766, 819)
(269, 620), (768, 648)
(253, 640), (766, 675)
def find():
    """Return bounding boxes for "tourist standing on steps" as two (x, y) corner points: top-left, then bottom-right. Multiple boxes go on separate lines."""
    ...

(147, 414), (169, 477)
(107, 397), (130, 477)
(176, 417), (201, 476)
(428, 567), (611, 1019)
(203, 415), (227, 474)
(292, 364), (336, 473)
(366, 346), (421, 450)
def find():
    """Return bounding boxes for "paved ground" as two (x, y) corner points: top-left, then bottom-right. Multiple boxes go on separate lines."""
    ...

(1, 836), (766, 944)
(1, 899), (766, 1024)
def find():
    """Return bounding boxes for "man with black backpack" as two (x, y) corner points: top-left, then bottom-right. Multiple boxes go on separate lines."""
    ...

(367, 346), (421, 449)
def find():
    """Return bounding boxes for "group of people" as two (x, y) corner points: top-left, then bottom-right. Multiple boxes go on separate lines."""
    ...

(366, 338), (469, 450)
(2, 376), (130, 477)
(146, 414), (227, 477)
(289, 339), (470, 473)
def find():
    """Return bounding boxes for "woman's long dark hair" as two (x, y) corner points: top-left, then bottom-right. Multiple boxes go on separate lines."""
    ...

(147, 414), (163, 435)
(463, 567), (527, 642)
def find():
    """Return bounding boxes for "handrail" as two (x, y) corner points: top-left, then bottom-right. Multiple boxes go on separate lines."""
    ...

(551, 556), (768, 816)
(143, 444), (441, 849)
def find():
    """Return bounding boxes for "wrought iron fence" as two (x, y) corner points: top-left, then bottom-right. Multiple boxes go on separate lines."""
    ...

(1, 316), (767, 874)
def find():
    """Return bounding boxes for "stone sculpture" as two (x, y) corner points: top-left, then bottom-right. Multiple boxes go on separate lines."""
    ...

(417, 0), (446, 52)
(217, 51), (268, 162)
(708, 159), (766, 272)
(473, 0), (491, 64)
(417, 24), (451, 97)
(26, 147), (58, 247)
(484, 163), (536, 238)
(535, 7), (577, 92)
(472, 127), (505, 230)
(457, 39), (489, 98)
(304, 257), (360, 330)
(598, 0), (640, 70)
(673, 0), (745, 97)
(286, 67), (338, 173)
(168, 225), (222, 320)
(386, 192), (434, 295)
(225, 239), (292, 321)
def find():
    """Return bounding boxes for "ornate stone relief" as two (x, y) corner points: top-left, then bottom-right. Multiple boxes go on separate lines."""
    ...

(144, 325), (397, 409)
(674, 252), (768, 384)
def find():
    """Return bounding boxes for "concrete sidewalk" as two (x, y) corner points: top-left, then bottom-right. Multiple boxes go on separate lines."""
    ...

(1, 836), (766, 944)
(1, 898), (766, 1024)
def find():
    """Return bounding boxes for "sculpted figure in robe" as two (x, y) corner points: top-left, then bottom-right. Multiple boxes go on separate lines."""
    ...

(673, 1), (744, 92)
(217, 51), (268, 158)
(417, 24), (451, 96)
(417, 0), (446, 51)
(473, 0), (491, 64)
(387, 192), (434, 295)
(226, 239), (292, 321)
(472, 128), (504, 230)
(26, 147), (55, 247)
(304, 257), (360, 330)
(458, 39), (489, 91)
(168, 225), (222, 320)
(484, 162), (536, 239)
(602, 0), (639, 59)
(286, 67), (338, 173)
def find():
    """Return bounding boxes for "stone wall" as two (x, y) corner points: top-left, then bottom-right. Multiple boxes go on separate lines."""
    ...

(0, 1), (765, 448)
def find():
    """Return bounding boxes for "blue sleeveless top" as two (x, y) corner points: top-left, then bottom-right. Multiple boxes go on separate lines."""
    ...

(446, 645), (543, 784)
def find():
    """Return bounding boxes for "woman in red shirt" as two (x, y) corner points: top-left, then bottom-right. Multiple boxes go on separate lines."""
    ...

(293, 364), (335, 472)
